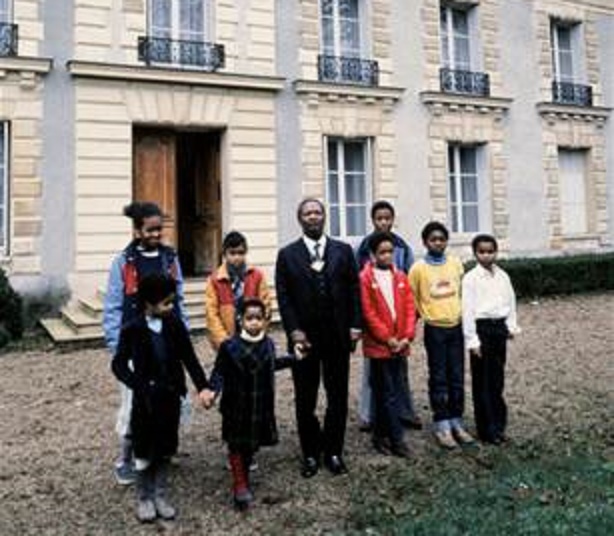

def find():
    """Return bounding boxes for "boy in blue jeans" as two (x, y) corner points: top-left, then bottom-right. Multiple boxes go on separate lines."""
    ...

(409, 222), (474, 449)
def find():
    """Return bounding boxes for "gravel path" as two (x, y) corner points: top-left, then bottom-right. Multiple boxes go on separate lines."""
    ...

(0, 293), (612, 535)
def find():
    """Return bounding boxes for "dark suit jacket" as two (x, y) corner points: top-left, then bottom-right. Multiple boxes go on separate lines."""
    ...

(275, 237), (361, 352)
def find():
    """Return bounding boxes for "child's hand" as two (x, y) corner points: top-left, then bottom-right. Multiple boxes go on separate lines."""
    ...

(294, 342), (308, 360)
(199, 389), (216, 409)
(387, 337), (400, 352)
(470, 347), (482, 358)
(398, 338), (410, 352)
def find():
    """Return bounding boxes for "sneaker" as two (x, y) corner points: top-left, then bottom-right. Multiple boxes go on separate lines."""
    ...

(136, 499), (156, 523)
(452, 426), (476, 446)
(401, 416), (424, 430)
(114, 461), (136, 486)
(154, 496), (176, 520)
(434, 429), (458, 450)
(372, 436), (392, 456)
(390, 441), (412, 459)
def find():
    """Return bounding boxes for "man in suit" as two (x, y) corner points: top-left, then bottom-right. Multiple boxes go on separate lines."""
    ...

(275, 198), (362, 477)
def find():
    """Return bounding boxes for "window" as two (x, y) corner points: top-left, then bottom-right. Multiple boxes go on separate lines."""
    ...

(150, 0), (208, 41)
(0, 123), (8, 254)
(551, 22), (576, 83)
(141, 0), (223, 69)
(0, 0), (11, 23)
(448, 145), (481, 233)
(321, 0), (361, 58)
(550, 20), (591, 105)
(440, 5), (471, 71)
(326, 138), (371, 241)
(558, 149), (588, 235)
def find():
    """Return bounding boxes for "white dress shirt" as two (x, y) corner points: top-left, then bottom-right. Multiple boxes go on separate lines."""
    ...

(302, 235), (327, 260)
(461, 264), (520, 350)
(373, 267), (396, 321)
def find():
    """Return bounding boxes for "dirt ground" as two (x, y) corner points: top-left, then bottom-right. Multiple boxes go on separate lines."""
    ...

(0, 293), (612, 535)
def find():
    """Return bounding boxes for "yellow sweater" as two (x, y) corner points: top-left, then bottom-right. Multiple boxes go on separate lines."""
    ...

(408, 256), (464, 327)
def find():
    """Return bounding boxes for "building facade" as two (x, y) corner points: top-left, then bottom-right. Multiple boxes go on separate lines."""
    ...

(0, 1), (612, 333)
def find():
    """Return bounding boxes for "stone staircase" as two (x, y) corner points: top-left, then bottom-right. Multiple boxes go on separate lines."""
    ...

(40, 278), (209, 346)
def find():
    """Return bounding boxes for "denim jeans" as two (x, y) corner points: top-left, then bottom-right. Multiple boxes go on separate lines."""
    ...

(423, 324), (465, 425)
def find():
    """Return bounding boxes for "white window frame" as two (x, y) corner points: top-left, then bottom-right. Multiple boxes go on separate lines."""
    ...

(440, 4), (472, 71)
(0, 0), (12, 23)
(148, 0), (211, 42)
(448, 144), (489, 234)
(0, 122), (9, 255)
(551, 19), (587, 84)
(325, 137), (373, 244)
(558, 148), (589, 235)
(320, 0), (364, 58)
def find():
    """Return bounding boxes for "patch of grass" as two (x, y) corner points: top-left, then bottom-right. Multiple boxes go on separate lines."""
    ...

(347, 431), (614, 535)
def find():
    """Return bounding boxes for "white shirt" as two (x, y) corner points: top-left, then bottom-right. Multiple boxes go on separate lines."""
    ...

(373, 267), (396, 321)
(461, 264), (520, 350)
(302, 235), (327, 260)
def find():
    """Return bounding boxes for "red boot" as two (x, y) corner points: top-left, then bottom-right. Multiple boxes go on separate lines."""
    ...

(228, 453), (253, 510)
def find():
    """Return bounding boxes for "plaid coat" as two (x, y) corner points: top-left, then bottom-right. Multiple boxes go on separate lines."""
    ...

(210, 334), (294, 451)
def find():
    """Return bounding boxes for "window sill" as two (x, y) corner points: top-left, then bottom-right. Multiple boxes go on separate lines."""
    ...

(420, 91), (512, 119)
(294, 79), (404, 106)
(560, 233), (604, 249)
(66, 60), (285, 92)
(536, 102), (611, 126)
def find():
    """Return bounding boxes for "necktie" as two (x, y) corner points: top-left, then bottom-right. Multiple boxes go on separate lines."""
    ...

(313, 242), (321, 261)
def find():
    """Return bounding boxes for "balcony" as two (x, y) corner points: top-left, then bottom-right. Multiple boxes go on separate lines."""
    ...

(317, 55), (379, 87)
(552, 81), (593, 107)
(0, 22), (18, 57)
(440, 68), (490, 97)
(137, 36), (224, 71)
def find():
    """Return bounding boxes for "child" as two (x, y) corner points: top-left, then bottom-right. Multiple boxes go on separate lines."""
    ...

(462, 234), (519, 445)
(408, 221), (474, 449)
(359, 232), (416, 458)
(355, 201), (421, 432)
(202, 298), (301, 510)
(103, 202), (190, 485)
(111, 274), (212, 522)
(205, 231), (271, 351)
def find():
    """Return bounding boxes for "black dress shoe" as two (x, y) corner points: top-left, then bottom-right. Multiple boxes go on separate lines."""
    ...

(300, 456), (319, 478)
(401, 416), (424, 430)
(324, 455), (348, 476)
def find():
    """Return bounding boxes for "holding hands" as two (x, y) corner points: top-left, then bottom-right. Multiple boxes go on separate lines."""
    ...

(198, 388), (216, 409)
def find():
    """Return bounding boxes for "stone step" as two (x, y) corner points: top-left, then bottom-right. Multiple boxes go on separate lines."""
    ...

(39, 318), (102, 344)
(42, 277), (279, 345)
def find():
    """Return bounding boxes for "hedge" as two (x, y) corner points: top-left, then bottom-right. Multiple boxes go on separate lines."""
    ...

(0, 267), (23, 348)
(465, 252), (614, 300)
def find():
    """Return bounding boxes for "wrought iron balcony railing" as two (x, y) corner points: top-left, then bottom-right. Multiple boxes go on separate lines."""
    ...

(317, 55), (379, 87)
(138, 36), (225, 71)
(440, 68), (490, 97)
(0, 22), (18, 57)
(552, 80), (593, 107)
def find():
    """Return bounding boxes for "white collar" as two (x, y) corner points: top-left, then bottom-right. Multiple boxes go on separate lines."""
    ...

(302, 234), (327, 253)
(240, 330), (265, 343)
(146, 316), (163, 333)
(476, 263), (499, 277)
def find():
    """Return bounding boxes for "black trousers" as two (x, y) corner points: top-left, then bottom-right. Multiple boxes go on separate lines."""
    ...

(370, 356), (405, 444)
(423, 324), (465, 423)
(471, 319), (508, 441)
(291, 342), (350, 459)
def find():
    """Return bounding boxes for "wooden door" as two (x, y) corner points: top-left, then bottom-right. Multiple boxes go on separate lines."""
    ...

(133, 129), (177, 247)
(193, 133), (222, 274)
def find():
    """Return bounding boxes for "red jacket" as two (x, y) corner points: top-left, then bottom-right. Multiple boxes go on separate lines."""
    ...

(359, 262), (416, 359)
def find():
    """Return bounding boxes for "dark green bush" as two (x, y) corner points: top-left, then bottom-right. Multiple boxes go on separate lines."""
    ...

(0, 267), (23, 347)
(465, 252), (614, 299)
